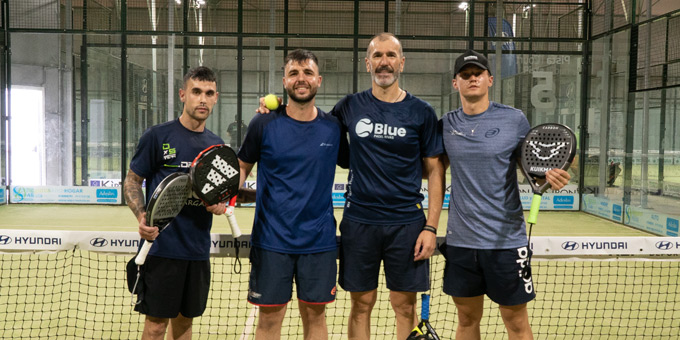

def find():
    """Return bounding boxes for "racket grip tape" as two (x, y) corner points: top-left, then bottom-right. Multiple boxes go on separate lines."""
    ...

(527, 194), (542, 224)
(135, 240), (154, 265)
(421, 294), (430, 321)
(224, 196), (241, 238)
(225, 205), (242, 238)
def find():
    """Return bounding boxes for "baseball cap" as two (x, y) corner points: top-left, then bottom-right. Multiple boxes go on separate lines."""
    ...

(454, 50), (491, 76)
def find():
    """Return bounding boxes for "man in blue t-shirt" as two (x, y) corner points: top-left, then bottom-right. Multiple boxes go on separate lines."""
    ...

(256, 33), (444, 340)
(124, 67), (226, 340)
(334, 33), (444, 340)
(238, 49), (347, 340)
(438, 50), (571, 339)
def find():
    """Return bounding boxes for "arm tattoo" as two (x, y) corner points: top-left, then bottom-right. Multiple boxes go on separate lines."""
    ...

(124, 169), (146, 221)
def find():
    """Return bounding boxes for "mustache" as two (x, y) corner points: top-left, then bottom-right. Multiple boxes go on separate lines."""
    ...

(375, 66), (393, 73)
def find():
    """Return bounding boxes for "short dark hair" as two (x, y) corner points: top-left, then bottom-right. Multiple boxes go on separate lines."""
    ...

(183, 66), (217, 87)
(284, 49), (319, 68)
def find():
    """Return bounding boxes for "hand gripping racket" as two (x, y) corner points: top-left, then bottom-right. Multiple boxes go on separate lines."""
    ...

(135, 172), (192, 265)
(190, 144), (242, 238)
(519, 123), (576, 278)
(129, 172), (190, 305)
(519, 123), (577, 225)
(407, 294), (441, 340)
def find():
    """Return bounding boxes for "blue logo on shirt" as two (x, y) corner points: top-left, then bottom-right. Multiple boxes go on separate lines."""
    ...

(485, 128), (500, 138)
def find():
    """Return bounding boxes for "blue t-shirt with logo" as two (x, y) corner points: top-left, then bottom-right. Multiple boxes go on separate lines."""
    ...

(129, 119), (224, 260)
(238, 106), (341, 254)
(332, 89), (443, 224)
(440, 101), (531, 249)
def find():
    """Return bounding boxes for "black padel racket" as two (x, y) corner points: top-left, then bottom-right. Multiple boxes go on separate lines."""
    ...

(519, 123), (577, 225)
(190, 144), (242, 237)
(407, 294), (441, 340)
(135, 172), (191, 265)
(519, 123), (576, 279)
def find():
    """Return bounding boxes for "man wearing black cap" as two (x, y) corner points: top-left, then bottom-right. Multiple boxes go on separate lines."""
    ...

(436, 50), (571, 339)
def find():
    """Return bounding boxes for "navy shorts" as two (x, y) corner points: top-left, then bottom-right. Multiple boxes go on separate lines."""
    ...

(134, 255), (210, 318)
(442, 244), (536, 306)
(247, 247), (338, 306)
(339, 218), (429, 292)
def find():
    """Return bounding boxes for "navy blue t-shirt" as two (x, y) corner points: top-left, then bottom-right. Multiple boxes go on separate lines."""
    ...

(238, 106), (341, 254)
(129, 119), (224, 260)
(332, 89), (443, 224)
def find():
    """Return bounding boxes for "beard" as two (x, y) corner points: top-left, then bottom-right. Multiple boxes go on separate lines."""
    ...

(371, 65), (400, 87)
(286, 84), (317, 104)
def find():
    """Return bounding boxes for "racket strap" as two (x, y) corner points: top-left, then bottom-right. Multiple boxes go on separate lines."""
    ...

(524, 223), (534, 279)
(130, 266), (142, 306)
(233, 238), (241, 274)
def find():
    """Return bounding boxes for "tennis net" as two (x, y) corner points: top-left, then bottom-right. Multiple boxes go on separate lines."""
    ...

(1, 230), (679, 339)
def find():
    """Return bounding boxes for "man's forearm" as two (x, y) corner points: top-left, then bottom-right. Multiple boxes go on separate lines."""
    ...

(424, 157), (445, 229)
(124, 170), (146, 221)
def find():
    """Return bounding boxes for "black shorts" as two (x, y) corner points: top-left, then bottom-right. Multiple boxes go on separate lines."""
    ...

(247, 247), (338, 306)
(134, 256), (211, 318)
(338, 218), (429, 292)
(442, 245), (536, 306)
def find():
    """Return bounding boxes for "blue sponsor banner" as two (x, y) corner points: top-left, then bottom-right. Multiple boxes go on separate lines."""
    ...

(552, 195), (574, 209)
(624, 205), (679, 236)
(10, 186), (121, 204)
(0, 187), (5, 204)
(332, 192), (345, 207)
(582, 194), (623, 223)
(668, 218), (679, 236)
(518, 185), (578, 211)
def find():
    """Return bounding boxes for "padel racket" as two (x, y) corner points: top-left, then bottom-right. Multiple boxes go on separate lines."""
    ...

(135, 172), (191, 265)
(190, 144), (242, 237)
(519, 123), (577, 225)
(519, 123), (576, 279)
(407, 294), (441, 340)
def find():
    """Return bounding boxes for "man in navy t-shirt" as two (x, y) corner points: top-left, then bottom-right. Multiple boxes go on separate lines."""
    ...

(438, 50), (571, 339)
(238, 49), (347, 339)
(334, 32), (444, 340)
(257, 34), (444, 339)
(124, 67), (226, 340)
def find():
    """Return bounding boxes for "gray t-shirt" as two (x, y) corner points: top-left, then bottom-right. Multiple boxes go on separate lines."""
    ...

(440, 101), (531, 249)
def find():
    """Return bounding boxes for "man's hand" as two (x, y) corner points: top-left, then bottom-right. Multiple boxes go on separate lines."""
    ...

(545, 168), (571, 190)
(414, 229), (437, 261)
(256, 96), (281, 114)
(206, 202), (227, 215)
(138, 213), (159, 241)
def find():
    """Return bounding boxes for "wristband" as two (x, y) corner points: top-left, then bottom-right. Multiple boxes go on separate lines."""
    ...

(422, 225), (437, 234)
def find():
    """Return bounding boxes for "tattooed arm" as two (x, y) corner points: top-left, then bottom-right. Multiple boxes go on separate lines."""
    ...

(124, 169), (146, 221)
(124, 169), (158, 241)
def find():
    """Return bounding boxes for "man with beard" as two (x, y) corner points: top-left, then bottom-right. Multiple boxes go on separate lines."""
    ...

(257, 33), (444, 339)
(333, 32), (444, 340)
(124, 66), (226, 340)
(237, 49), (348, 340)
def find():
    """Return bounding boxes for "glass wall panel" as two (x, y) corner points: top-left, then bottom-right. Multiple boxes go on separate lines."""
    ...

(10, 33), (75, 186)
(76, 40), (123, 187)
(125, 35), (184, 175)
(585, 31), (629, 199)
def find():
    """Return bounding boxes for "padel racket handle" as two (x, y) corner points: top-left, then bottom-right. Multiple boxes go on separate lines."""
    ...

(421, 294), (430, 321)
(528, 194), (542, 224)
(225, 196), (242, 238)
(135, 240), (153, 265)
(225, 209), (242, 238)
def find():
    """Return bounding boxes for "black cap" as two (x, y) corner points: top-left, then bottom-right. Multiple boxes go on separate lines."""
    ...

(454, 50), (491, 76)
